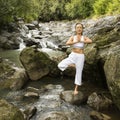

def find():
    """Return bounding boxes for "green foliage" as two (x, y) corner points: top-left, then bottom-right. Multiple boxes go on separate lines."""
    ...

(93, 0), (120, 15)
(0, 0), (15, 24)
(65, 0), (95, 19)
(0, 0), (40, 26)
(12, 0), (40, 22)
(38, 0), (69, 21)
(0, 0), (119, 27)
(93, 0), (111, 15)
(106, 0), (120, 14)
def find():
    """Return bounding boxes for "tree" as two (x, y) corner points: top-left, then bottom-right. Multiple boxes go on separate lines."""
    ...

(93, 0), (111, 15)
(38, 0), (69, 21)
(0, 0), (40, 26)
(106, 0), (120, 15)
(65, 0), (95, 19)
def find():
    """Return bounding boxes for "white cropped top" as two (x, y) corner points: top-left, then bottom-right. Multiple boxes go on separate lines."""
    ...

(72, 36), (85, 49)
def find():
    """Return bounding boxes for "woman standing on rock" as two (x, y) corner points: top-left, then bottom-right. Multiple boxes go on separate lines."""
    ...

(58, 22), (92, 95)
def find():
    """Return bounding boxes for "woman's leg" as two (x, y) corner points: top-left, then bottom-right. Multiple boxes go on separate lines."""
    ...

(58, 53), (75, 71)
(74, 54), (85, 95)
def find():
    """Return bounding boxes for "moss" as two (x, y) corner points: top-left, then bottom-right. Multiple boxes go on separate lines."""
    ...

(0, 59), (15, 89)
(20, 47), (52, 70)
(0, 99), (24, 120)
(0, 78), (15, 89)
(0, 63), (13, 74)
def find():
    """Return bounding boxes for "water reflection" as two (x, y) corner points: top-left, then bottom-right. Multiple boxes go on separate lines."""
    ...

(0, 49), (22, 67)
(0, 49), (120, 120)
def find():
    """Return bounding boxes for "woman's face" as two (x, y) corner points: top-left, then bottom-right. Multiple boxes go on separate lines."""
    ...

(75, 24), (83, 34)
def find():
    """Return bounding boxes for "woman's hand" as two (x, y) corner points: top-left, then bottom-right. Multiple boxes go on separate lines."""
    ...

(84, 36), (92, 43)
(66, 36), (80, 45)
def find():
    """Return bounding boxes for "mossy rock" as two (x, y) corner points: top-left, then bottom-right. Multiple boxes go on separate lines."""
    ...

(104, 50), (120, 110)
(0, 58), (15, 89)
(0, 99), (24, 120)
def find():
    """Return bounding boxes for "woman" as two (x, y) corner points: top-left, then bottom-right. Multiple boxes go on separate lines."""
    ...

(58, 23), (92, 95)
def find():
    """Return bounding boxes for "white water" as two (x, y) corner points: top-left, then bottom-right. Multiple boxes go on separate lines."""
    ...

(18, 38), (26, 51)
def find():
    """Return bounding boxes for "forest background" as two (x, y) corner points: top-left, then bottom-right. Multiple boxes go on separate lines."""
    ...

(0, 0), (120, 28)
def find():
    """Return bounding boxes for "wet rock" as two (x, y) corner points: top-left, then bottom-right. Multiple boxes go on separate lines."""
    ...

(45, 84), (56, 90)
(0, 65), (28, 91)
(38, 111), (69, 120)
(24, 92), (39, 99)
(90, 110), (111, 120)
(84, 43), (97, 65)
(10, 68), (29, 90)
(25, 23), (36, 30)
(19, 46), (67, 80)
(24, 37), (40, 47)
(87, 92), (112, 110)
(35, 105), (90, 120)
(104, 46), (120, 110)
(26, 86), (40, 93)
(19, 47), (51, 80)
(25, 84), (92, 120)
(0, 31), (21, 49)
(60, 90), (86, 105)
(23, 106), (37, 120)
(0, 58), (16, 89)
(0, 99), (24, 120)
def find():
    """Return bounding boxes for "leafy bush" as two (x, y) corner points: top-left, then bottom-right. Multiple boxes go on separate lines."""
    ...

(65, 0), (95, 19)
(0, 0), (119, 28)
(38, 0), (68, 21)
(93, 0), (120, 15)
(106, 0), (120, 14)
(0, 0), (40, 26)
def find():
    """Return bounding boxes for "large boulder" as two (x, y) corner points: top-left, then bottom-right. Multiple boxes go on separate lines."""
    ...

(10, 68), (29, 90)
(0, 99), (24, 120)
(0, 57), (28, 90)
(104, 45), (120, 110)
(87, 92), (112, 110)
(19, 46), (67, 80)
(60, 90), (87, 105)
(83, 15), (120, 109)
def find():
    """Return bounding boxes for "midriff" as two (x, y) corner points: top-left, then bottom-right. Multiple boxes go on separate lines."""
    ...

(72, 48), (84, 54)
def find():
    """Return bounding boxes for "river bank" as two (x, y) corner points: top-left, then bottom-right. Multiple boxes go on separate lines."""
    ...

(0, 15), (120, 120)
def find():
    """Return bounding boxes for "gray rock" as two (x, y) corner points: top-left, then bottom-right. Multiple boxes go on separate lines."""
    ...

(87, 92), (112, 110)
(24, 92), (39, 99)
(60, 90), (86, 105)
(90, 110), (111, 120)
(19, 46), (67, 80)
(104, 47), (120, 110)
(10, 68), (29, 90)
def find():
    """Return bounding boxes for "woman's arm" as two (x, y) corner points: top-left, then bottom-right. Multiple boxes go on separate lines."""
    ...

(66, 36), (74, 45)
(84, 36), (92, 44)
(66, 36), (80, 45)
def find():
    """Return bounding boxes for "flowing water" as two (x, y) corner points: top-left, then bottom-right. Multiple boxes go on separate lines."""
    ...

(0, 49), (120, 120)
(0, 50), (21, 65)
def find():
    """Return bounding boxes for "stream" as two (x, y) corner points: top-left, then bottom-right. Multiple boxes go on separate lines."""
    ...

(0, 16), (120, 119)
(0, 49), (120, 120)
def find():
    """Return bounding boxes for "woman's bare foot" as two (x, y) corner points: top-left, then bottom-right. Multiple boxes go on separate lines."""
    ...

(73, 90), (78, 95)
(73, 85), (79, 95)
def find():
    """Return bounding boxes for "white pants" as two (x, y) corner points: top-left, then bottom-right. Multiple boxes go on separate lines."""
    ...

(58, 52), (85, 86)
